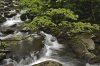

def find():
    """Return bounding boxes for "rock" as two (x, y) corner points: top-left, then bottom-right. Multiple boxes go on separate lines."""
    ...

(1, 29), (15, 34)
(0, 53), (6, 61)
(68, 35), (96, 61)
(4, 33), (44, 61)
(4, 12), (17, 18)
(75, 34), (95, 50)
(0, 16), (6, 24)
(20, 13), (29, 21)
(82, 38), (95, 50)
(33, 61), (63, 66)
(20, 27), (31, 33)
(0, 0), (19, 19)
(92, 33), (100, 44)
(20, 13), (33, 22)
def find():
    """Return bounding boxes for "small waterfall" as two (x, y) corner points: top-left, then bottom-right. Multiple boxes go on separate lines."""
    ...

(2, 13), (23, 27)
(39, 31), (64, 57)
(0, 31), (64, 66)
(1, 30), (100, 66)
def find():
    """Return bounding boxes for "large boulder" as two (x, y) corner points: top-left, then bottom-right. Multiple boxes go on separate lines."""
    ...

(2, 32), (44, 61)
(75, 34), (95, 50)
(68, 34), (96, 62)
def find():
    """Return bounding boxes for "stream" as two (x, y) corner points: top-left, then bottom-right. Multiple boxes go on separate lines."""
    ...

(0, 9), (100, 66)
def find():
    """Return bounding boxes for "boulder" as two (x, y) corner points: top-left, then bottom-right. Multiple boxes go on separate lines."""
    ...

(3, 33), (44, 61)
(75, 34), (95, 50)
(68, 34), (96, 62)
(33, 61), (63, 66)
(1, 29), (14, 34)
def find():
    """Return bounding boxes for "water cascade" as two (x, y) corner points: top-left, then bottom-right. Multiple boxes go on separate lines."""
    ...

(0, 30), (86, 66)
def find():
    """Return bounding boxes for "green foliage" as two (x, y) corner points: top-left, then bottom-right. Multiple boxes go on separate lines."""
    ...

(20, 0), (100, 37)
(20, 0), (100, 23)
(19, 0), (44, 13)
(45, 8), (78, 20)
(70, 22), (100, 33)
(24, 16), (56, 30)
(51, 21), (100, 36)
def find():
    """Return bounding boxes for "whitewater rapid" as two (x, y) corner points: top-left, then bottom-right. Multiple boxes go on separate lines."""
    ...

(1, 30), (98, 66)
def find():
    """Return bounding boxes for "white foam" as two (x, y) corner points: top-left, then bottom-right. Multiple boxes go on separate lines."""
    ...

(40, 31), (63, 56)
(2, 14), (23, 27)
(0, 34), (13, 40)
(1, 10), (27, 27)
(29, 57), (63, 66)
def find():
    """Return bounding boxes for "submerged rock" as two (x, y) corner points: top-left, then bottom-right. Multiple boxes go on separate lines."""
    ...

(33, 61), (63, 66)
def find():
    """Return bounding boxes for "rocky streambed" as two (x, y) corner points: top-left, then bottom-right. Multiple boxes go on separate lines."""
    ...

(1, 29), (100, 66)
(1, 0), (100, 66)
(0, 0), (19, 23)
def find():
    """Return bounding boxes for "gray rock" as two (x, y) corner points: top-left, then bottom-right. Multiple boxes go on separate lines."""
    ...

(68, 35), (96, 61)
(75, 34), (95, 50)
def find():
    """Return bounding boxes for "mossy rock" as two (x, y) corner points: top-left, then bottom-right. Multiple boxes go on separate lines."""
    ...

(33, 61), (63, 66)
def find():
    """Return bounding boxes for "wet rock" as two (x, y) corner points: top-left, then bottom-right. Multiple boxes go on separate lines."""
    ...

(1, 29), (14, 34)
(0, 0), (19, 19)
(0, 53), (6, 61)
(0, 16), (6, 24)
(20, 13), (29, 21)
(5, 13), (17, 18)
(33, 61), (63, 66)
(20, 30), (31, 33)
(4, 11), (17, 18)
(20, 13), (33, 22)
(92, 33), (100, 44)
(88, 44), (100, 64)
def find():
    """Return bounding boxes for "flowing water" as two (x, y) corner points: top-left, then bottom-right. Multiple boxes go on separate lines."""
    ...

(0, 10), (100, 66)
